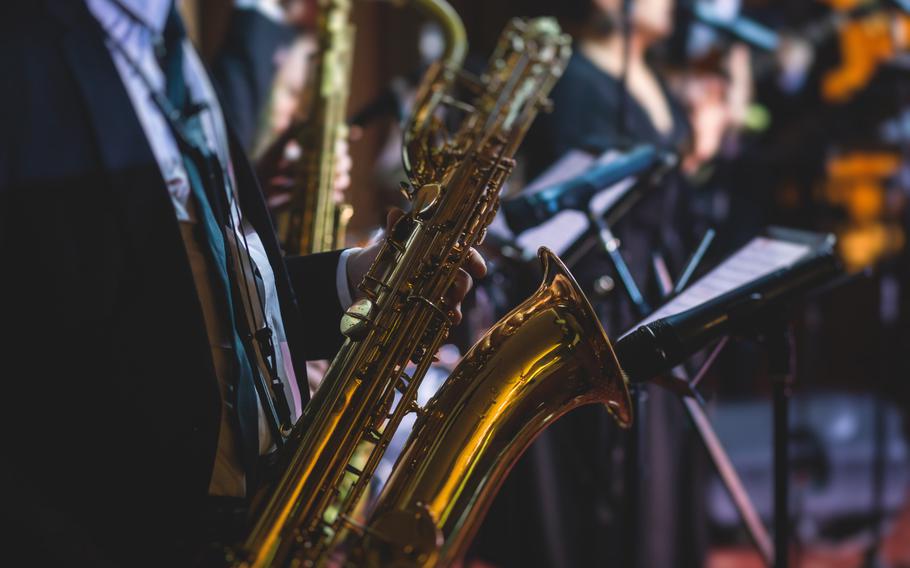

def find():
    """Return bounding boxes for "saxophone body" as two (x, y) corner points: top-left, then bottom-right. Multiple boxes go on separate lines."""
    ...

(360, 248), (632, 567)
(231, 11), (578, 568)
(283, 0), (355, 255)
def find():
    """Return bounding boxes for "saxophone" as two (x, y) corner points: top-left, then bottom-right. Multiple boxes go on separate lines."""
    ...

(358, 248), (632, 566)
(232, 9), (632, 568)
(282, 0), (355, 255)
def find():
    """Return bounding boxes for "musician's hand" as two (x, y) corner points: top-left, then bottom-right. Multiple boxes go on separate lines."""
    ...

(345, 209), (487, 326)
(445, 246), (487, 325)
(255, 124), (301, 201)
(256, 126), (353, 208)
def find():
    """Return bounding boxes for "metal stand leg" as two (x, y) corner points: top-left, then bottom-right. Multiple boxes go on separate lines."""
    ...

(586, 214), (651, 568)
(765, 324), (794, 568)
(772, 379), (790, 568)
(623, 385), (645, 568)
(590, 213), (651, 317)
(683, 396), (774, 564)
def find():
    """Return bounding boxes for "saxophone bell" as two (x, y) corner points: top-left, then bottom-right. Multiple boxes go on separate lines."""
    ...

(361, 247), (632, 567)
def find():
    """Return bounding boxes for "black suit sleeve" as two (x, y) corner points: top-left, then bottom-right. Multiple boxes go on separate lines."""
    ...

(285, 250), (349, 359)
(210, 8), (296, 152)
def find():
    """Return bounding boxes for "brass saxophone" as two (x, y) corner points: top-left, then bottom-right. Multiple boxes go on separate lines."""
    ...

(232, 9), (632, 568)
(282, 0), (355, 255)
(359, 248), (632, 566)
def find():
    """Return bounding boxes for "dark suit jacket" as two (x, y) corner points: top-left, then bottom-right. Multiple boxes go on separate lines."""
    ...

(0, 2), (344, 565)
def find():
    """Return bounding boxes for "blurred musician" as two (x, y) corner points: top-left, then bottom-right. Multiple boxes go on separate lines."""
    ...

(209, 0), (310, 153)
(0, 1), (481, 565)
(469, 1), (709, 567)
(206, 0), (353, 216)
(524, 0), (695, 328)
(526, 0), (689, 167)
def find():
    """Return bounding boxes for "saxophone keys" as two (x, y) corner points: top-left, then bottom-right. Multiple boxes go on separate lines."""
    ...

(363, 428), (383, 444)
(337, 514), (368, 537)
(409, 294), (450, 321)
(412, 183), (441, 216)
(406, 400), (426, 418)
(399, 183), (414, 205)
(341, 298), (374, 340)
(394, 375), (411, 395)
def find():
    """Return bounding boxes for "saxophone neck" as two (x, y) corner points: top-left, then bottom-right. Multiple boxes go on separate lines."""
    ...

(410, 0), (467, 68)
(387, 0), (466, 188)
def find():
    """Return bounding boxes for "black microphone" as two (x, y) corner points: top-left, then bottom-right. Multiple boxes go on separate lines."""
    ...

(615, 250), (840, 384)
(689, 2), (780, 51)
(502, 145), (667, 235)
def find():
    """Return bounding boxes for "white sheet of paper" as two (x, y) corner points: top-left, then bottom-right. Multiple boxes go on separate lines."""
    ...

(622, 236), (812, 336)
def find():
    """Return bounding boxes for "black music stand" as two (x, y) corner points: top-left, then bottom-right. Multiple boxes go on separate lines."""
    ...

(548, 183), (762, 567)
(603, 229), (775, 568)
(612, 228), (838, 568)
(503, 152), (816, 567)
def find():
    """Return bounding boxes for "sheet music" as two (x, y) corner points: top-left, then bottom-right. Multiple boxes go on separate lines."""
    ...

(624, 236), (812, 334)
(487, 149), (636, 256)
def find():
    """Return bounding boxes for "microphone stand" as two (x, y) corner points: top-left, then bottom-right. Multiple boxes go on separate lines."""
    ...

(518, 148), (668, 567)
(583, 210), (649, 568)
(589, 212), (652, 317)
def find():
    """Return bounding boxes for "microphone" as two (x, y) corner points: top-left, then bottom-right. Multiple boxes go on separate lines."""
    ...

(502, 145), (668, 235)
(615, 251), (840, 384)
(689, 2), (780, 52)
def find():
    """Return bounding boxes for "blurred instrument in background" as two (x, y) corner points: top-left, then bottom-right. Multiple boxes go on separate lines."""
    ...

(281, 0), (355, 254)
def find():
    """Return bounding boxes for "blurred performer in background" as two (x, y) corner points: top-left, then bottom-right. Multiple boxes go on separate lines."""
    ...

(469, 1), (721, 567)
(525, 0), (692, 314)
(0, 1), (480, 565)
(210, 0), (310, 153)
(526, 0), (688, 170)
(206, 0), (352, 220)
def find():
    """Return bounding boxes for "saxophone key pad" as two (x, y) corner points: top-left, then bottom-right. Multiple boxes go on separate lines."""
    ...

(341, 298), (374, 340)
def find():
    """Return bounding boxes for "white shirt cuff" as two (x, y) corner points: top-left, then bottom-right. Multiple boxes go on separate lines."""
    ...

(336, 247), (361, 310)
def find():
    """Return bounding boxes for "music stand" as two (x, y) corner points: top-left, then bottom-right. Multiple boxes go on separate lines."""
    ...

(618, 228), (840, 568)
